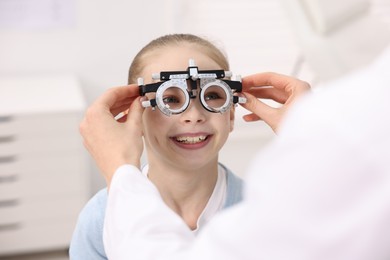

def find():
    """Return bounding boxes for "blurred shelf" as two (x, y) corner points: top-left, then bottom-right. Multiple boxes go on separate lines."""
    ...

(0, 75), (89, 256)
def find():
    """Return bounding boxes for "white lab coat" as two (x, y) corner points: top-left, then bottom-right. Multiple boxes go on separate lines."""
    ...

(103, 46), (390, 260)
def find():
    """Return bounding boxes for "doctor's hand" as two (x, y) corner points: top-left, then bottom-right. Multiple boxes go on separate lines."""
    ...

(79, 85), (144, 187)
(240, 72), (311, 133)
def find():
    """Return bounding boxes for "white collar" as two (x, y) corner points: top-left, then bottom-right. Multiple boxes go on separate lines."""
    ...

(141, 164), (227, 235)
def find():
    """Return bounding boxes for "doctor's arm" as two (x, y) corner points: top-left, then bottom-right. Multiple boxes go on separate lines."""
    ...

(103, 70), (390, 259)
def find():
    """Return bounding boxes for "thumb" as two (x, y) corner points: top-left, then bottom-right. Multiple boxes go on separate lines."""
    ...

(240, 92), (276, 123)
(125, 96), (144, 127)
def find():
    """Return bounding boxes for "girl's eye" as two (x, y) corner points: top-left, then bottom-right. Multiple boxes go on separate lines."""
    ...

(163, 96), (180, 104)
(205, 92), (221, 101)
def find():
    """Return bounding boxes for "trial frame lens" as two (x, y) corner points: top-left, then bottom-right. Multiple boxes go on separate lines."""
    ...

(155, 79), (190, 116)
(200, 79), (233, 113)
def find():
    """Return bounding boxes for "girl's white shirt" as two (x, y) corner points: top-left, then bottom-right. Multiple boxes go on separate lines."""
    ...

(140, 164), (227, 235)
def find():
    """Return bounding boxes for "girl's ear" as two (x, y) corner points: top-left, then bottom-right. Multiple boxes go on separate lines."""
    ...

(229, 107), (235, 132)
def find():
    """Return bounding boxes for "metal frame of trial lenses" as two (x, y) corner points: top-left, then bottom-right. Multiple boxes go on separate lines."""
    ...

(138, 59), (244, 116)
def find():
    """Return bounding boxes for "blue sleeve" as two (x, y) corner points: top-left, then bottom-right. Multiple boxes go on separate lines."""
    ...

(69, 189), (108, 260)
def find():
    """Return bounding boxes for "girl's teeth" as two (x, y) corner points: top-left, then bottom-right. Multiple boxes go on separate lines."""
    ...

(176, 136), (207, 144)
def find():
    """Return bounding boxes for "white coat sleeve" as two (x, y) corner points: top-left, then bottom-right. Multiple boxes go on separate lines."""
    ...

(103, 165), (195, 260)
(104, 125), (390, 260)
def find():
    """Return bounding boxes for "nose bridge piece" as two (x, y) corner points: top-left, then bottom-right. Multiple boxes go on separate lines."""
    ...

(188, 80), (198, 99)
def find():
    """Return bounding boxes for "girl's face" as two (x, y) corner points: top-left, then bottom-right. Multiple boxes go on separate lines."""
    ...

(140, 44), (234, 170)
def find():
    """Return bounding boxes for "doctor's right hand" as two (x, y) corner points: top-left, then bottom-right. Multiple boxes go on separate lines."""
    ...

(79, 85), (144, 188)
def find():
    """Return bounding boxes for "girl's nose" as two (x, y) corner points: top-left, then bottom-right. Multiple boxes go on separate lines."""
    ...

(181, 98), (206, 124)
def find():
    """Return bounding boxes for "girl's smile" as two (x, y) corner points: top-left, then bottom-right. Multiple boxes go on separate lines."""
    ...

(170, 132), (212, 150)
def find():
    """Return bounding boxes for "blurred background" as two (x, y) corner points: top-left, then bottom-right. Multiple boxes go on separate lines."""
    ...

(0, 0), (389, 259)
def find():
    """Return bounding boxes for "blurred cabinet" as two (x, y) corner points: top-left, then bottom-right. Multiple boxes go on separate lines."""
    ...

(0, 75), (89, 256)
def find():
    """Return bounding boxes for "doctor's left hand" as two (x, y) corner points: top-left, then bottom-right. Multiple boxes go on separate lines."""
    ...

(240, 72), (311, 133)
(79, 85), (144, 187)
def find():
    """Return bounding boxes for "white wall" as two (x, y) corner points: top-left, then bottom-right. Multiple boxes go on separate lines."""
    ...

(0, 0), (174, 192)
(0, 0), (170, 102)
(1, 0), (389, 194)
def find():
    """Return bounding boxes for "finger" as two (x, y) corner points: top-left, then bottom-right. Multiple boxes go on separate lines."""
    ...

(242, 72), (294, 90)
(246, 87), (288, 104)
(125, 97), (144, 127)
(114, 108), (129, 123)
(242, 113), (262, 122)
(239, 92), (276, 122)
(116, 114), (128, 123)
(243, 72), (310, 97)
(111, 102), (133, 117)
(110, 96), (138, 112)
(95, 84), (139, 110)
(243, 72), (311, 109)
